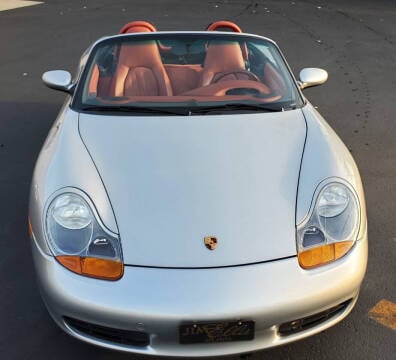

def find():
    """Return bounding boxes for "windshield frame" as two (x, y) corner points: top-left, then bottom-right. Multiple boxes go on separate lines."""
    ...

(71, 31), (304, 114)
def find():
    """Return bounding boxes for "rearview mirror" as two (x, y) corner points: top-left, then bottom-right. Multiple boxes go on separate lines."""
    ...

(42, 70), (74, 93)
(298, 68), (328, 90)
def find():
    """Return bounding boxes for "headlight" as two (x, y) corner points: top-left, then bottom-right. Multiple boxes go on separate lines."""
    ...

(297, 181), (360, 269)
(46, 192), (123, 280)
(52, 194), (92, 230)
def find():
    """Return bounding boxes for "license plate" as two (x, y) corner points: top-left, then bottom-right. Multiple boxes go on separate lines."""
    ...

(179, 320), (255, 344)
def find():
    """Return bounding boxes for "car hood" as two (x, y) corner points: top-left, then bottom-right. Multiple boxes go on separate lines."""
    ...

(79, 110), (306, 267)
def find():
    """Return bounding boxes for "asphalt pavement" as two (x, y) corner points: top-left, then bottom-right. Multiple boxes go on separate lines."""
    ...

(0, 1), (395, 359)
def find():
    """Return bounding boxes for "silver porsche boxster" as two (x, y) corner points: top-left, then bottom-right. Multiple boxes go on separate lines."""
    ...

(29, 21), (368, 357)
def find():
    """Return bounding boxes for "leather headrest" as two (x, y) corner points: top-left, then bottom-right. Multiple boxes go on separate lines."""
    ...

(206, 20), (248, 61)
(206, 20), (242, 33)
(117, 22), (161, 67)
(119, 21), (157, 34)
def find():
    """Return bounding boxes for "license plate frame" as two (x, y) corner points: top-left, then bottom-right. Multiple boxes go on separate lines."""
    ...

(179, 320), (255, 344)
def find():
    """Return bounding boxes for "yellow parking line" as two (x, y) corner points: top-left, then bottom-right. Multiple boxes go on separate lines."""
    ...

(368, 299), (396, 330)
(0, 0), (43, 12)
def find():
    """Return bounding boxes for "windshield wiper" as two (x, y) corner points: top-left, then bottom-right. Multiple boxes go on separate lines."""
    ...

(80, 105), (189, 116)
(188, 103), (285, 114)
(80, 102), (296, 116)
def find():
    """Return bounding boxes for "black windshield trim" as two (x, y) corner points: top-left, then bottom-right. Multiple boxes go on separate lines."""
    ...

(80, 105), (191, 116)
(79, 100), (300, 116)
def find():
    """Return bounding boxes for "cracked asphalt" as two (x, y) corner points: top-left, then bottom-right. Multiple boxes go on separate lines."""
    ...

(0, 1), (395, 359)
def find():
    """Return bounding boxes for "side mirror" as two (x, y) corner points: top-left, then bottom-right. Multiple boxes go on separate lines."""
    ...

(298, 68), (328, 90)
(42, 70), (74, 93)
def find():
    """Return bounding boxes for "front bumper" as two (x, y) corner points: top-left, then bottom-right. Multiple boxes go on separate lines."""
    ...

(32, 237), (367, 357)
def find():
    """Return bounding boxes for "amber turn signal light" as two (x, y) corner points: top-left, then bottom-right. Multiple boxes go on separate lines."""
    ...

(56, 255), (123, 280)
(298, 241), (354, 269)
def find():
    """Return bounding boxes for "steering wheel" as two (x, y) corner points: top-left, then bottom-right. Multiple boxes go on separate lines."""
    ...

(180, 80), (277, 99)
(211, 70), (261, 84)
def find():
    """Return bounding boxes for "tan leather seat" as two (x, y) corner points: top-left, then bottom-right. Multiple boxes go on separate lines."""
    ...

(206, 21), (248, 60)
(111, 21), (173, 96)
(201, 42), (257, 86)
(202, 21), (258, 86)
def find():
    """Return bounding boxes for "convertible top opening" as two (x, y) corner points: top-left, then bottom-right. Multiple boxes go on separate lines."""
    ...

(75, 21), (300, 112)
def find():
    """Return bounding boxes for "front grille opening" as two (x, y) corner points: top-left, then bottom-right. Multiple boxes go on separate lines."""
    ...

(278, 299), (351, 336)
(64, 316), (150, 347)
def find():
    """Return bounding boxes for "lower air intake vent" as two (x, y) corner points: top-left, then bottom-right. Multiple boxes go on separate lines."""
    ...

(64, 316), (150, 347)
(278, 299), (351, 336)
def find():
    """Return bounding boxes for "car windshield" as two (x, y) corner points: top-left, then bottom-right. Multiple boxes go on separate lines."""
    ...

(74, 33), (303, 114)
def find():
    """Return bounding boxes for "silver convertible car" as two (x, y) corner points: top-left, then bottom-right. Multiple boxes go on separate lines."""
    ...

(29, 21), (368, 357)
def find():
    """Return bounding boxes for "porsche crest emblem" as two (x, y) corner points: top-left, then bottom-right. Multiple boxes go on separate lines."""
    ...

(204, 236), (218, 250)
